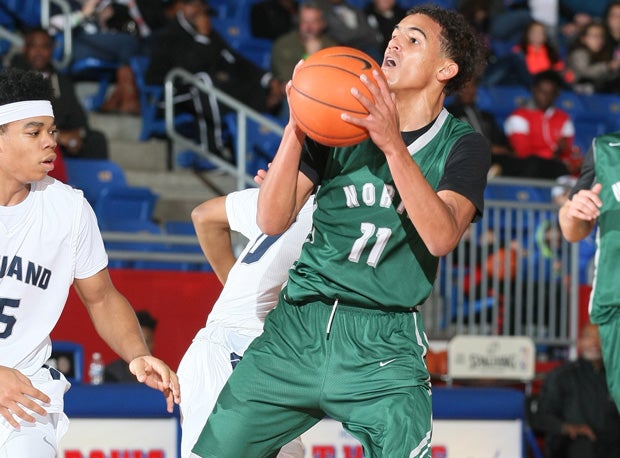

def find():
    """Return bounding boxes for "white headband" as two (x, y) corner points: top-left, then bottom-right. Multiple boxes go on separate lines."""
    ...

(0, 100), (54, 125)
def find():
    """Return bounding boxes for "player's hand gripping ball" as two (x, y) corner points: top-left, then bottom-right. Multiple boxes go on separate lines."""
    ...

(289, 46), (385, 147)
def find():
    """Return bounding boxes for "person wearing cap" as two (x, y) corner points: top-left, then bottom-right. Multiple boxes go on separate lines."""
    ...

(104, 310), (159, 383)
(0, 67), (180, 457)
(145, 0), (284, 157)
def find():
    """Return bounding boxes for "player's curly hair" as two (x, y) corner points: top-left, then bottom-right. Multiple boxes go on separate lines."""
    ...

(0, 67), (53, 106)
(0, 68), (54, 132)
(408, 4), (487, 95)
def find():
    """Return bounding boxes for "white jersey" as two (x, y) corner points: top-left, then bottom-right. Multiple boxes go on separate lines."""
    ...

(201, 187), (313, 354)
(0, 177), (108, 376)
(178, 188), (312, 458)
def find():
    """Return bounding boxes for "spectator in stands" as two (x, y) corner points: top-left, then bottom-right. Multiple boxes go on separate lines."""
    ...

(483, 20), (567, 88)
(457, 0), (532, 50)
(604, 2), (620, 58)
(503, 70), (577, 178)
(315, 0), (384, 63)
(363, 0), (406, 51)
(566, 21), (620, 94)
(532, 322), (620, 458)
(560, 0), (610, 23)
(445, 77), (513, 178)
(12, 28), (109, 160)
(104, 310), (158, 383)
(559, 130), (620, 414)
(49, 0), (147, 114)
(271, 1), (338, 122)
(250, 0), (298, 41)
(145, 0), (283, 157)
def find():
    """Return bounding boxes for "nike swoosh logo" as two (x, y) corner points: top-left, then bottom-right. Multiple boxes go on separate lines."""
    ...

(609, 142), (620, 146)
(379, 358), (397, 367)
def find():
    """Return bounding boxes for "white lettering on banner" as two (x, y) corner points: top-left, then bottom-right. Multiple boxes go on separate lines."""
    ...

(58, 418), (177, 458)
(300, 418), (522, 458)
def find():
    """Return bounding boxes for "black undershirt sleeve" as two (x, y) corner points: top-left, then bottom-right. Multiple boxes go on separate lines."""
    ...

(299, 138), (330, 189)
(437, 132), (491, 221)
(569, 145), (595, 199)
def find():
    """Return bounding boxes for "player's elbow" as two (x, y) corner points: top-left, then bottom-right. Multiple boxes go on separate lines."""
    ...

(257, 214), (288, 236)
(190, 202), (209, 227)
(425, 233), (462, 258)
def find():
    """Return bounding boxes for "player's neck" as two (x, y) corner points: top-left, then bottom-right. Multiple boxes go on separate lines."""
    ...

(0, 180), (31, 207)
(396, 90), (445, 131)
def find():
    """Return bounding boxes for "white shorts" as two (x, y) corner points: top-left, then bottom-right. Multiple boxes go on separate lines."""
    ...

(0, 366), (70, 458)
(178, 335), (233, 458)
(178, 328), (304, 458)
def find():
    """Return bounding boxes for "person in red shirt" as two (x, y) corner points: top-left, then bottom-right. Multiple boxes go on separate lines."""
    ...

(503, 70), (578, 178)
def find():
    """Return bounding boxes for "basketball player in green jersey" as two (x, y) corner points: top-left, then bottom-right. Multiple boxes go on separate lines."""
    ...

(559, 132), (620, 412)
(192, 5), (490, 458)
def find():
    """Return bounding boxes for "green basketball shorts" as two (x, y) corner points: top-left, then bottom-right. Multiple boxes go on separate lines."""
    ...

(192, 296), (434, 458)
(596, 306), (620, 410)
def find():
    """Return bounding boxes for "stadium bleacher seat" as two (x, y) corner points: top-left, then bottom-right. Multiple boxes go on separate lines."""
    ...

(476, 85), (530, 127)
(94, 186), (159, 231)
(50, 341), (84, 383)
(211, 0), (273, 71)
(64, 158), (128, 206)
(67, 57), (119, 111)
(223, 112), (283, 175)
(129, 55), (196, 142)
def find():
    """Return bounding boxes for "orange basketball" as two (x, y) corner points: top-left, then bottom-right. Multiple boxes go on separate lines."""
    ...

(289, 46), (385, 147)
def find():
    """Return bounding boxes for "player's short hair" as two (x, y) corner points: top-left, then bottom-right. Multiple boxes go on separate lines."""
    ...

(407, 4), (487, 95)
(0, 68), (54, 132)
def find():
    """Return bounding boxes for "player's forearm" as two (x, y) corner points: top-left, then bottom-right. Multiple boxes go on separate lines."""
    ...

(386, 146), (473, 256)
(257, 124), (307, 234)
(191, 197), (235, 283)
(202, 231), (235, 284)
(88, 292), (151, 362)
(559, 202), (596, 243)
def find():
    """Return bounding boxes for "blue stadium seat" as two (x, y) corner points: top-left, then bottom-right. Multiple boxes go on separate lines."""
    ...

(572, 116), (607, 153)
(556, 90), (586, 119)
(64, 158), (128, 206)
(484, 183), (550, 203)
(162, 220), (210, 271)
(67, 57), (119, 111)
(129, 55), (196, 141)
(224, 113), (283, 175)
(50, 341), (84, 383)
(476, 85), (530, 127)
(210, 0), (273, 71)
(94, 186), (159, 231)
(165, 220), (196, 235)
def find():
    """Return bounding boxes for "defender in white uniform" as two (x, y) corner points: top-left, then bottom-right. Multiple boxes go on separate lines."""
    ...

(0, 68), (180, 457)
(178, 188), (313, 458)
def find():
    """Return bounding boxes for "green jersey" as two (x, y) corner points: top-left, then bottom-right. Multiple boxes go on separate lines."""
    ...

(285, 109), (481, 310)
(590, 133), (620, 319)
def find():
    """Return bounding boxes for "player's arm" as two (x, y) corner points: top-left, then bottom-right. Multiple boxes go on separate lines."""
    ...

(258, 77), (314, 235)
(73, 270), (180, 412)
(344, 70), (480, 256)
(191, 196), (235, 284)
(559, 183), (601, 243)
(0, 366), (50, 428)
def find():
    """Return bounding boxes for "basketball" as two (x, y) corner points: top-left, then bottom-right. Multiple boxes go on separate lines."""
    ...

(289, 46), (385, 147)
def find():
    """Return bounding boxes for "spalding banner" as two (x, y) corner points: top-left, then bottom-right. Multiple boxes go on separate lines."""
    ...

(447, 335), (535, 381)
